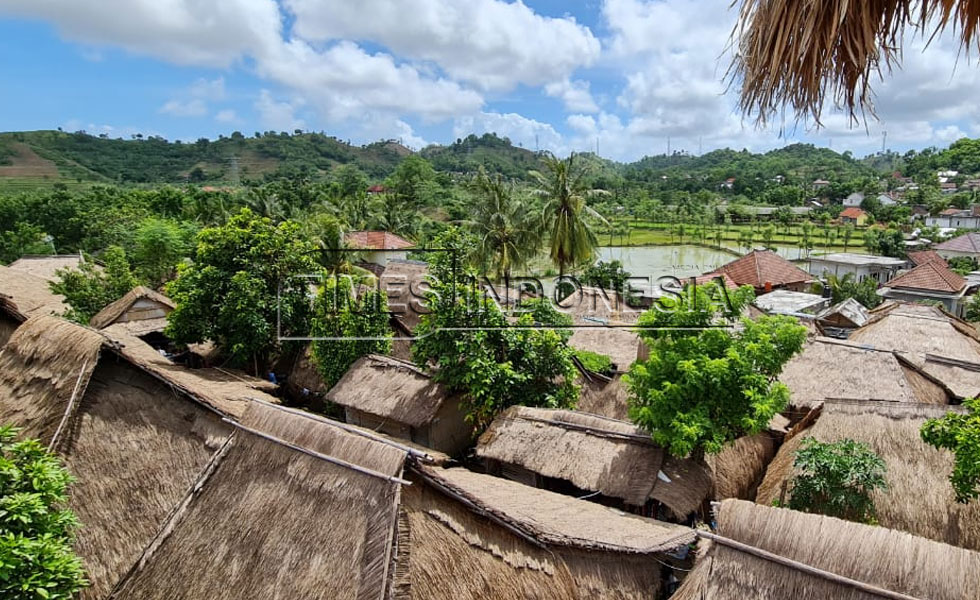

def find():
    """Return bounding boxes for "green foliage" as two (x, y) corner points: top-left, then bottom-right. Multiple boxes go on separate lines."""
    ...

(131, 217), (196, 285)
(573, 349), (614, 375)
(825, 272), (883, 309)
(965, 294), (980, 323)
(921, 397), (980, 503)
(788, 438), (888, 523)
(50, 246), (138, 324)
(947, 256), (979, 276)
(0, 223), (53, 264)
(413, 230), (578, 430)
(465, 168), (541, 278)
(165, 208), (321, 372)
(863, 228), (906, 258)
(310, 275), (392, 390)
(626, 283), (807, 456)
(580, 260), (633, 294)
(0, 425), (87, 600)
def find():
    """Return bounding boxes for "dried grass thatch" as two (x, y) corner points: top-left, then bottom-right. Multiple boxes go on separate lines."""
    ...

(8, 253), (90, 282)
(383, 259), (430, 333)
(705, 433), (779, 500)
(730, 0), (980, 124)
(109, 401), (408, 600)
(568, 327), (644, 373)
(576, 375), (630, 420)
(779, 336), (951, 407)
(396, 466), (686, 600)
(101, 324), (278, 419)
(561, 287), (642, 325)
(326, 354), (457, 428)
(0, 264), (68, 322)
(673, 499), (980, 600)
(756, 401), (980, 551)
(476, 406), (711, 517)
(89, 286), (174, 330)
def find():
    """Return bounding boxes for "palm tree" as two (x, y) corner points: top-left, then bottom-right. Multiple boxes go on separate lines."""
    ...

(465, 168), (542, 280)
(530, 154), (609, 278)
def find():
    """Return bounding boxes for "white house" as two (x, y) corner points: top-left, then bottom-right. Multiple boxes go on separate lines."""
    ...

(842, 192), (864, 207)
(925, 208), (980, 230)
(344, 231), (414, 270)
(808, 252), (907, 284)
(935, 232), (980, 261)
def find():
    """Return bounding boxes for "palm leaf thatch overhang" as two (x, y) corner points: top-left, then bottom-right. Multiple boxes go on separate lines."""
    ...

(756, 400), (980, 551)
(673, 499), (980, 600)
(475, 406), (712, 518)
(731, 0), (980, 125)
(108, 400), (410, 600)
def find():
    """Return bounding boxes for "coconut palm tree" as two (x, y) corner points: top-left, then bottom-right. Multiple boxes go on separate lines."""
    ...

(530, 153), (609, 278)
(465, 168), (542, 280)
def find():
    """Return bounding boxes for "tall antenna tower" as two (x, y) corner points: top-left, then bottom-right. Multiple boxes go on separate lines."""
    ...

(535, 134), (539, 152)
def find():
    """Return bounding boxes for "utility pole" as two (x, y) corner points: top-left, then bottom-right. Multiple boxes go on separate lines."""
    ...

(882, 131), (887, 154)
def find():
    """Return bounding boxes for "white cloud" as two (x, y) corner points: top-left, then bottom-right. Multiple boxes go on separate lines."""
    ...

(159, 98), (207, 117)
(214, 109), (239, 124)
(254, 90), (306, 131)
(545, 79), (599, 113)
(189, 77), (226, 101)
(158, 77), (226, 118)
(454, 112), (564, 153)
(284, 0), (600, 91)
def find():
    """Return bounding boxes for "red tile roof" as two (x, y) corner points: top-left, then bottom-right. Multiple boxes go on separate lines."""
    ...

(715, 250), (813, 289)
(885, 261), (966, 294)
(936, 232), (980, 254)
(940, 207), (965, 216)
(840, 207), (866, 219)
(691, 272), (739, 290)
(906, 250), (945, 267)
(344, 231), (414, 250)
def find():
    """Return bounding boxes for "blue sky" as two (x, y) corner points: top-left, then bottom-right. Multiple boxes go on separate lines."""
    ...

(0, 0), (976, 162)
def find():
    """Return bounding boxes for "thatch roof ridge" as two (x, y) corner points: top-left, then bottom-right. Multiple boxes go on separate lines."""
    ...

(90, 285), (175, 329)
(415, 465), (696, 554)
(673, 500), (980, 600)
(503, 405), (653, 440)
(325, 354), (455, 428)
(7, 253), (92, 283)
(0, 264), (68, 321)
(568, 326), (643, 373)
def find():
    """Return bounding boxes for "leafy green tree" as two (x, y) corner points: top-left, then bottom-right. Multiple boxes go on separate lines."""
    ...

(921, 397), (980, 503)
(788, 438), (888, 523)
(333, 164), (369, 200)
(965, 293), (980, 322)
(573, 349), (614, 374)
(131, 217), (195, 286)
(530, 153), (609, 277)
(310, 275), (392, 389)
(0, 425), (88, 600)
(824, 273), (882, 309)
(947, 256), (979, 276)
(50, 246), (138, 324)
(580, 260), (633, 294)
(761, 225), (776, 249)
(0, 223), (54, 264)
(863, 228), (906, 258)
(412, 229), (578, 430)
(165, 208), (320, 374)
(626, 283), (807, 457)
(387, 155), (439, 207)
(842, 223), (855, 252)
(465, 168), (541, 279)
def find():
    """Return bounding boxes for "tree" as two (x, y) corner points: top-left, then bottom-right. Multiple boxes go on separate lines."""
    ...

(825, 272), (882, 309)
(412, 228), (578, 430)
(310, 275), (392, 390)
(50, 246), (138, 324)
(787, 438), (888, 523)
(580, 260), (633, 294)
(165, 209), (321, 374)
(921, 397), (980, 503)
(0, 223), (53, 264)
(530, 153), (609, 277)
(131, 217), (195, 286)
(761, 224), (776, 249)
(0, 425), (88, 600)
(625, 282), (808, 457)
(965, 293), (980, 323)
(842, 223), (855, 252)
(465, 168), (541, 279)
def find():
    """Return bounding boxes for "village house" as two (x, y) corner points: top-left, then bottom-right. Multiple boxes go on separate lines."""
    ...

(89, 285), (175, 338)
(0, 263), (67, 345)
(7, 253), (95, 282)
(838, 206), (868, 225)
(672, 499), (980, 600)
(906, 249), (945, 267)
(0, 315), (278, 599)
(344, 230), (414, 271)
(709, 250), (814, 293)
(877, 261), (975, 317)
(811, 178), (830, 189)
(475, 406), (715, 521)
(926, 206), (980, 229)
(807, 252), (906, 283)
(935, 231), (980, 261)
(757, 401), (980, 552)
(753, 289), (829, 316)
(325, 354), (471, 456)
(815, 297), (870, 335)
(842, 191), (864, 207)
(942, 181), (959, 194)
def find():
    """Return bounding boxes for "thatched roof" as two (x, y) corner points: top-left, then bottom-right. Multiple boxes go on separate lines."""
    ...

(110, 401), (409, 600)
(326, 354), (459, 428)
(101, 324), (278, 419)
(849, 302), (980, 398)
(705, 433), (779, 501)
(90, 286), (175, 330)
(397, 467), (687, 600)
(673, 499), (980, 600)
(568, 326), (644, 373)
(779, 336), (952, 407)
(0, 264), (68, 321)
(8, 253), (92, 282)
(575, 375), (630, 420)
(561, 286), (642, 325)
(0, 315), (234, 600)
(476, 406), (711, 517)
(756, 401), (980, 552)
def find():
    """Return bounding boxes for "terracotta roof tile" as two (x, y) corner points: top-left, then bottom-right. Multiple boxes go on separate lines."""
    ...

(715, 250), (812, 289)
(344, 231), (414, 250)
(840, 207), (866, 219)
(906, 250), (945, 267)
(885, 261), (966, 293)
(936, 232), (980, 254)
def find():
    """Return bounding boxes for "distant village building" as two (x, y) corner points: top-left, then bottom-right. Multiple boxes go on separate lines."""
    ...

(7, 253), (94, 283)
(344, 230), (414, 270)
(753, 290), (829, 316)
(878, 261), (974, 316)
(906, 249), (945, 268)
(937, 169), (959, 183)
(89, 286), (175, 337)
(709, 250), (814, 293)
(926, 207), (980, 229)
(838, 206), (868, 226)
(816, 297), (871, 334)
(811, 178), (830, 189)
(366, 184), (386, 195)
(807, 252), (906, 283)
(326, 354), (471, 456)
(941, 182), (959, 194)
(936, 231), (980, 260)
(673, 498), (980, 600)
(842, 192), (864, 207)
